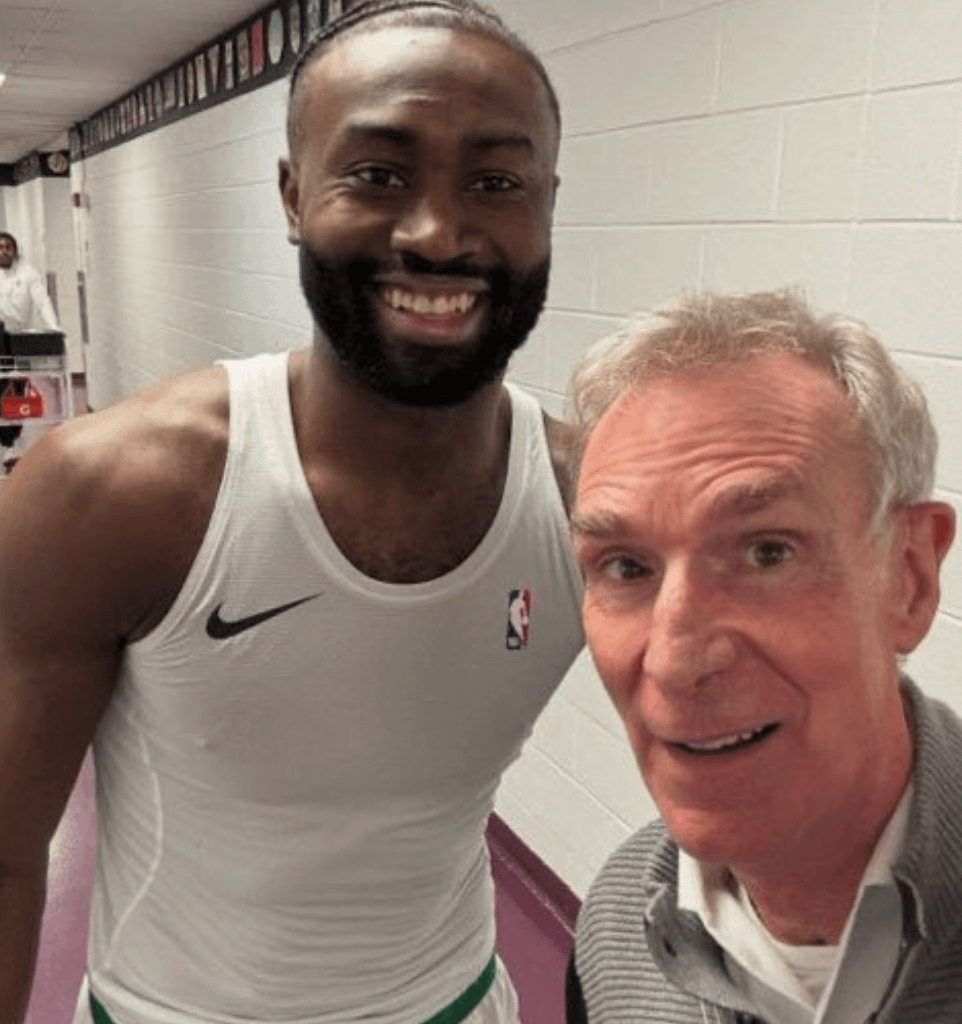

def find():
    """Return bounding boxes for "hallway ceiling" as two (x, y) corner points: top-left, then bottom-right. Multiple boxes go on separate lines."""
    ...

(0, 0), (274, 164)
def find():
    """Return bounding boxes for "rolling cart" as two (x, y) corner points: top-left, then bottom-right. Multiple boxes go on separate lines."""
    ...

(1, 329), (72, 477)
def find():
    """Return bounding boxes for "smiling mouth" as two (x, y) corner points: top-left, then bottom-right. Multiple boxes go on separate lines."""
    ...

(381, 285), (481, 318)
(672, 723), (779, 756)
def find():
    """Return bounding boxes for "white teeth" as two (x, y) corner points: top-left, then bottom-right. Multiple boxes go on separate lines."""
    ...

(682, 726), (770, 753)
(384, 287), (477, 316)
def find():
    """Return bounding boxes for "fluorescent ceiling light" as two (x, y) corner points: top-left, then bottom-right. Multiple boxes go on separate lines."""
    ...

(0, 73), (6, 89)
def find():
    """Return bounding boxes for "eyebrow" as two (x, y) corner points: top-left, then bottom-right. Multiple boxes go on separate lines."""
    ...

(569, 508), (624, 541)
(708, 474), (803, 519)
(465, 131), (535, 157)
(339, 122), (536, 157)
(570, 473), (804, 541)
(340, 122), (418, 150)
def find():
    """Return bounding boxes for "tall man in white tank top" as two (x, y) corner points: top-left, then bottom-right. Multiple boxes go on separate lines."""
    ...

(0, 4), (584, 1023)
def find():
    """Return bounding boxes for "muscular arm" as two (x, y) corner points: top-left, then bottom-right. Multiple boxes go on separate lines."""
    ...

(0, 368), (227, 1024)
(0, 430), (126, 1023)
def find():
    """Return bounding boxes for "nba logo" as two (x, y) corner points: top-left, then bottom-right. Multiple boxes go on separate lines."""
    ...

(506, 587), (532, 650)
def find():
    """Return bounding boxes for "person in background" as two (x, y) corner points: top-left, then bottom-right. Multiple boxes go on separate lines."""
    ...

(0, 3), (584, 1024)
(0, 232), (60, 333)
(0, 231), (60, 474)
(565, 290), (958, 1023)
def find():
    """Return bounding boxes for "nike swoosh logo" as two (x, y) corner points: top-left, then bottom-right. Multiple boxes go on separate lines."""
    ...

(206, 594), (320, 640)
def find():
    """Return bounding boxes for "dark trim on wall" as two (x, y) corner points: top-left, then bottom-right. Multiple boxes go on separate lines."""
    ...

(70, 0), (362, 163)
(486, 813), (581, 938)
(0, 152), (69, 188)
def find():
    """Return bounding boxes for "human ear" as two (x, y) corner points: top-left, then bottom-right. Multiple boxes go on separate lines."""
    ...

(889, 501), (956, 654)
(278, 158), (301, 245)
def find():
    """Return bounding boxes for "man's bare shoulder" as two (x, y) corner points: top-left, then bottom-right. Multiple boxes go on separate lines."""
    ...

(25, 364), (230, 513)
(64, 363), (230, 481)
(542, 410), (576, 512)
(0, 364), (231, 641)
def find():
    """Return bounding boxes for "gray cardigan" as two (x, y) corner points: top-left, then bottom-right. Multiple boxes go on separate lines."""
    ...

(569, 680), (962, 1024)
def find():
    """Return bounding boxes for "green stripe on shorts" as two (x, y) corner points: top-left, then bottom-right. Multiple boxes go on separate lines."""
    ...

(89, 955), (497, 1024)
(422, 955), (497, 1024)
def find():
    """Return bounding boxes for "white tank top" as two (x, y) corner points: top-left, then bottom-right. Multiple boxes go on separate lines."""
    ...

(88, 352), (584, 1024)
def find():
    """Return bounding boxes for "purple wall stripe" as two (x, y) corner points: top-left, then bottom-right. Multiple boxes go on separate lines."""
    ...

(487, 814), (581, 1024)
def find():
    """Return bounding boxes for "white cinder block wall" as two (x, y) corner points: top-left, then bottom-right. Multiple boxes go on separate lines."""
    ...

(41, 177), (86, 374)
(79, 80), (310, 410)
(76, 0), (962, 899)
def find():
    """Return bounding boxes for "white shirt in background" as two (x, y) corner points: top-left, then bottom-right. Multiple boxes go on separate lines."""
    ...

(0, 261), (60, 333)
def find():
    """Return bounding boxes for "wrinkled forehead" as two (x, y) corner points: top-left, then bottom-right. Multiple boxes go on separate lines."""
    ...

(576, 357), (868, 509)
(592, 355), (854, 444)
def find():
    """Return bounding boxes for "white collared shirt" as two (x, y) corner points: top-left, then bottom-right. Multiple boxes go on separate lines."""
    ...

(0, 261), (59, 332)
(678, 785), (912, 1024)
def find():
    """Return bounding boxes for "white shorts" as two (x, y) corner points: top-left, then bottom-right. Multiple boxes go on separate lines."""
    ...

(72, 958), (521, 1024)
(465, 957), (521, 1024)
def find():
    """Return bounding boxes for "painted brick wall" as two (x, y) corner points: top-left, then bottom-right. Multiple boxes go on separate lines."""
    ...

(80, 80), (310, 411)
(41, 177), (85, 374)
(76, 0), (962, 899)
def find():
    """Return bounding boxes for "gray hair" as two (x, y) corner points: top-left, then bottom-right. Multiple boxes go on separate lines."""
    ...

(569, 290), (938, 532)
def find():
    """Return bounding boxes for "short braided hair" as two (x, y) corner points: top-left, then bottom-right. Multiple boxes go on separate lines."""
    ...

(286, 0), (560, 156)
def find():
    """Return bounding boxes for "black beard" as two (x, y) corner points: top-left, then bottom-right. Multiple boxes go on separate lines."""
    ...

(298, 246), (550, 408)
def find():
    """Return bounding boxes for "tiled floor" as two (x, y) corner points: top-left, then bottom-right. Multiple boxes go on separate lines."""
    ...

(27, 761), (577, 1024)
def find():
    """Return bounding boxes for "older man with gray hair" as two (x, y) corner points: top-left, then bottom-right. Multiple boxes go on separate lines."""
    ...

(565, 290), (958, 1023)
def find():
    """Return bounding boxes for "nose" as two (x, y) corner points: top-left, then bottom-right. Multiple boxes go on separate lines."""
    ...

(643, 562), (737, 694)
(391, 187), (482, 266)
